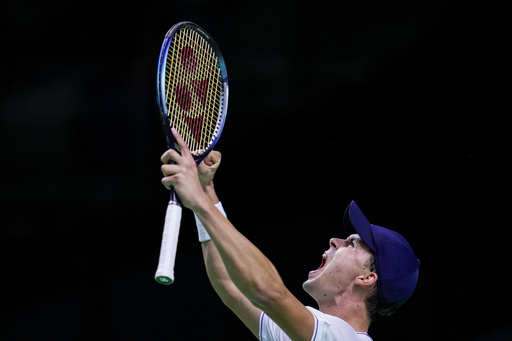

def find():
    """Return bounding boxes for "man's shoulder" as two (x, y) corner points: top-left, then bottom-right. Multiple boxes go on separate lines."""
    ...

(305, 307), (373, 341)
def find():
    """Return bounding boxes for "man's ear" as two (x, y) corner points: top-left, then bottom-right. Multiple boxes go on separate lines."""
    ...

(356, 272), (378, 287)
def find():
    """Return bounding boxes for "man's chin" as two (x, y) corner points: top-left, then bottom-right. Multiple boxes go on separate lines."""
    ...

(302, 275), (316, 295)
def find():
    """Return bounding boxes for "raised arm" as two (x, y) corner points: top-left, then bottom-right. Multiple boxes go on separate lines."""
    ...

(195, 152), (261, 338)
(161, 128), (316, 341)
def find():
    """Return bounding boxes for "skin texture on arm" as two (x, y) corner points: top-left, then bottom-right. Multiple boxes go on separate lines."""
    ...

(196, 153), (261, 338)
(161, 129), (316, 341)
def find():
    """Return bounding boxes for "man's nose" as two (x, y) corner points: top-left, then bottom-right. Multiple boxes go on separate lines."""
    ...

(329, 238), (343, 249)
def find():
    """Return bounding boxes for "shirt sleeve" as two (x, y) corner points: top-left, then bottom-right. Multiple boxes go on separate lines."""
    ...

(258, 307), (363, 341)
(258, 310), (319, 341)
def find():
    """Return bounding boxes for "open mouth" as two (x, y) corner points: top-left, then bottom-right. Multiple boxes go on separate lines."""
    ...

(315, 253), (327, 271)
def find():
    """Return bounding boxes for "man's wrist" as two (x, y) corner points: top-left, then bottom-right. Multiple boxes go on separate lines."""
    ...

(203, 182), (219, 204)
(195, 201), (226, 242)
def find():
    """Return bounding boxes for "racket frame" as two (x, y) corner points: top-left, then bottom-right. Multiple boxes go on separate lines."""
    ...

(156, 21), (229, 163)
(155, 21), (228, 285)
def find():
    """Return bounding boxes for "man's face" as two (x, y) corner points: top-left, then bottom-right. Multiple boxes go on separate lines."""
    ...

(303, 234), (374, 301)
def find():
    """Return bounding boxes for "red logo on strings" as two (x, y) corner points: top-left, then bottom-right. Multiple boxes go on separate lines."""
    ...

(174, 46), (207, 143)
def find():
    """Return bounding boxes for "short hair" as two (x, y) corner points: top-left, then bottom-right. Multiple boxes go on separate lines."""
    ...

(360, 240), (397, 321)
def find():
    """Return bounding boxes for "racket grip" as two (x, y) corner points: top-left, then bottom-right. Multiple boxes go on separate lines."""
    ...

(155, 199), (182, 285)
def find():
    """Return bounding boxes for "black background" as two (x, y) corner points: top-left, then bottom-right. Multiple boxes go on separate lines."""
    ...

(1, 0), (511, 340)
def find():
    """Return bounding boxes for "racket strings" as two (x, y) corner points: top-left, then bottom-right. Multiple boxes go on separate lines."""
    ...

(164, 27), (224, 155)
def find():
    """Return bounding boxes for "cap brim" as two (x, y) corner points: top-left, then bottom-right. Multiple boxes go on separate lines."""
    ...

(343, 200), (376, 252)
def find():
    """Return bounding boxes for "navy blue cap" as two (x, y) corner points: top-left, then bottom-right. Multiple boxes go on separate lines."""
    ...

(343, 201), (420, 307)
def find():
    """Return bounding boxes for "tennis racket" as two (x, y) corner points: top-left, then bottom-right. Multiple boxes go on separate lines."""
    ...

(155, 21), (229, 285)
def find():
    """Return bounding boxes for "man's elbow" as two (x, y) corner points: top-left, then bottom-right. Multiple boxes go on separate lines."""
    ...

(249, 285), (289, 312)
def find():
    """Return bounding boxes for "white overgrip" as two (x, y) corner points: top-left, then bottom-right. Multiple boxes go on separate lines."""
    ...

(154, 202), (182, 284)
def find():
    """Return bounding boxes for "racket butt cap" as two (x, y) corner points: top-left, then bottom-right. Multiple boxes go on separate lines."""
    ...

(155, 275), (174, 285)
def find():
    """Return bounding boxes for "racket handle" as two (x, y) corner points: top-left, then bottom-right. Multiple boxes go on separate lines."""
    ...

(155, 193), (182, 285)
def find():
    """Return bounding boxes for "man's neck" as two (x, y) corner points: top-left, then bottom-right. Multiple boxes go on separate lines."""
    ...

(317, 295), (371, 333)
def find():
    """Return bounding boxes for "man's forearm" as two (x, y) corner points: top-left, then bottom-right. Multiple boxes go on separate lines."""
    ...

(201, 241), (247, 307)
(195, 201), (288, 310)
(199, 184), (240, 306)
(199, 188), (261, 337)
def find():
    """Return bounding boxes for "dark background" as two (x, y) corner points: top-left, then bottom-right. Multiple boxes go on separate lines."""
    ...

(1, 0), (510, 340)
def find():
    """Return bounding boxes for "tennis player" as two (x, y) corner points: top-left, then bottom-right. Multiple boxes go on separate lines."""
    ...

(161, 129), (420, 341)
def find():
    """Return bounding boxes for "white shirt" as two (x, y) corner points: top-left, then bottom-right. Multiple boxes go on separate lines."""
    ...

(259, 306), (373, 341)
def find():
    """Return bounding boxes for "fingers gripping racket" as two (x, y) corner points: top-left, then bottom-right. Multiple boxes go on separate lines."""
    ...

(155, 21), (228, 284)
